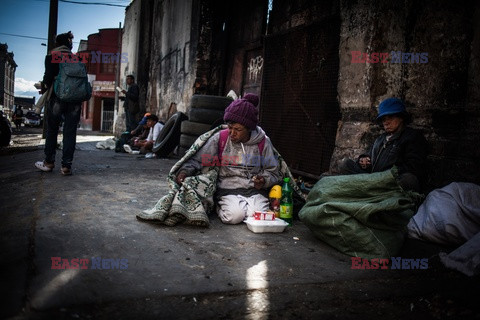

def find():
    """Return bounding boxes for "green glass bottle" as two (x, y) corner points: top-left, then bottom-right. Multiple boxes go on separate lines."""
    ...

(279, 177), (293, 225)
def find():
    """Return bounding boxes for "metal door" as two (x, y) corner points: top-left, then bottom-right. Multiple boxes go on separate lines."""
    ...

(101, 99), (114, 133)
(260, 19), (341, 178)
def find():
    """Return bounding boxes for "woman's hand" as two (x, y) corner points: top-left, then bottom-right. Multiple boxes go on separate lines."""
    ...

(176, 171), (188, 185)
(252, 175), (265, 190)
(358, 156), (371, 169)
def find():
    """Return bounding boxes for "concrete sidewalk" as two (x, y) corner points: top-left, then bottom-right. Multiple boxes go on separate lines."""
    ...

(1, 130), (479, 319)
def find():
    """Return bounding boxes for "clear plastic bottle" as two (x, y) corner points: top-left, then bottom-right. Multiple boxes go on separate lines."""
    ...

(279, 177), (293, 225)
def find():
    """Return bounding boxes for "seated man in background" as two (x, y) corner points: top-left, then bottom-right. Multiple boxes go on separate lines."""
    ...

(338, 97), (428, 192)
(122, 113), (150, 154)
(119, 112), (150, 153)
(134, 114), (164, 155)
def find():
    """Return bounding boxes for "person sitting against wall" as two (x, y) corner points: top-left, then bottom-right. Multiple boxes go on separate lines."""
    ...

(133, 114), (164, 155)
(175, 93), (283, 224)
(122, 112), (151, 153)
(338, 97), (428, 192)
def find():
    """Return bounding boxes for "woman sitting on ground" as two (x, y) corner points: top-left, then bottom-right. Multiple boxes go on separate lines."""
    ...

(175, 93), (282, 224)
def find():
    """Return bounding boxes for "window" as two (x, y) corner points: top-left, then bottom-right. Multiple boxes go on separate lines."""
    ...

(100, 61), (115, 74)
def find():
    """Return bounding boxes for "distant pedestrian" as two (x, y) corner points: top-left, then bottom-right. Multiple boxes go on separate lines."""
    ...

(35, 31), (88, 176)
(120, 75), (140, 132)
(13, 106), (23, 131)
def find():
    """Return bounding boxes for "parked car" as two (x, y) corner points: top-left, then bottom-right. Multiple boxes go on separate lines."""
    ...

(24, 110), (41, 127)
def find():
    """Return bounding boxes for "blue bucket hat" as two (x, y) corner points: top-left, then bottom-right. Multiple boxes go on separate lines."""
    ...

(376, 98), (406, 120)
(138, 112), (151, 125)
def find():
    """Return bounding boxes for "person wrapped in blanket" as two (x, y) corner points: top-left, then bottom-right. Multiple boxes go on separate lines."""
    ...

(338, 98), (428, 192)
(175, 94), (282, 224)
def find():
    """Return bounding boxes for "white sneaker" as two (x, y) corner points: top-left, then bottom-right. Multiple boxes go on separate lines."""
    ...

(123, 144), (133, 154)
(145, 152), (155, 159)
(35, 161), (54, 172)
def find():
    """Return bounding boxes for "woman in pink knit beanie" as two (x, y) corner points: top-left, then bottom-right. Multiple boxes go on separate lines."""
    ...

(175, 93), (282, 224)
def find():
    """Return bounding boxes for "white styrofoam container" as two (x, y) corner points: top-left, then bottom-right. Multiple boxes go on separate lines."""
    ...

(244, 217), (289, 233)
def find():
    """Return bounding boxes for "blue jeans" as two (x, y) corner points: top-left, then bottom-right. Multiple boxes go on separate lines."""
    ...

(44, 98), (81, 168)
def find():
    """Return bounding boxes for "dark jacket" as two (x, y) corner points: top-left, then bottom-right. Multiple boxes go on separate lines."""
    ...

(123, 84), (139, 114)
(364, 127), (428, 183)
(42, 45), (72, 95)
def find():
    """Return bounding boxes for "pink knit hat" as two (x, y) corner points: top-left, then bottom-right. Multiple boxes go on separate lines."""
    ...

(223, 93), (259, 130)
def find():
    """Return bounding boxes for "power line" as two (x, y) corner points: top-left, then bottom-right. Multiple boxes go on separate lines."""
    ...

(33, 0), (129, 6)
(0, 32), (47, 41)
(0, 32), (123, 49)
(59, 0), (127, 7)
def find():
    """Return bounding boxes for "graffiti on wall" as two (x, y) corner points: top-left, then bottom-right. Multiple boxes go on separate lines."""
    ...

(247, 56), (264, 83)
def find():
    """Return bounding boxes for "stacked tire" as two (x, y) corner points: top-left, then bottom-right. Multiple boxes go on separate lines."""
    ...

(178, 95), (233, 155)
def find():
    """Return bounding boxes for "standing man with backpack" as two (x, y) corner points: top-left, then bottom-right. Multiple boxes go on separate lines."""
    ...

(35, 31), (92, 175)
(120, 75), (140, 132)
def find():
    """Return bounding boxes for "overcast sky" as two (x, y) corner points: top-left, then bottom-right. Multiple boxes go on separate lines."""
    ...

(0, 0), (129, 101)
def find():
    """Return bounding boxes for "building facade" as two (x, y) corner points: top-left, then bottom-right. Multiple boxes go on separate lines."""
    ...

(119, 0), (480, 191)
(78, 28), (122, 132)
(14, 96), (35, 110)
(0, 43), (17, 116)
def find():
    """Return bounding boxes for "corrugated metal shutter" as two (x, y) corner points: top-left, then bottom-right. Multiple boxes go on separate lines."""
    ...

(260, 20), (341, 177)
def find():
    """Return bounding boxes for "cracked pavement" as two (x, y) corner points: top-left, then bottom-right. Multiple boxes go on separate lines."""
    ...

(1, 127), (479, 319)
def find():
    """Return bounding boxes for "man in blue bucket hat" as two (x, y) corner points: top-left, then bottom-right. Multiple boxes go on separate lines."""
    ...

(339, 97), (428, 192)
(377, 97), (407, 119)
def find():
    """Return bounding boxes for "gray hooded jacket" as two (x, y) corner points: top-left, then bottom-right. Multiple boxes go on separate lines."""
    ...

(179, 127), (282, 198)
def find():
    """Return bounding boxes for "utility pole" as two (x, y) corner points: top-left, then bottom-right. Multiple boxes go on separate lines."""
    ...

(43, 0), (58, 138)
(47, 0), (58, 53)
(113, 22), (122, 136)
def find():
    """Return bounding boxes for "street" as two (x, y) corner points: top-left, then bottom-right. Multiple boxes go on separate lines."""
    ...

(1, 127), (479, 319)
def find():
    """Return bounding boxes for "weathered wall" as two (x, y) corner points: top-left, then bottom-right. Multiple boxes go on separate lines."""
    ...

(268, 0), (339, 33)
(260, 0), (341, 177)
(114, 0), (154, 134)
(193, 0), (217, 95)
(330, 0), (480, 191)
(222, 0), (268, 97)
(145, 0), (197, 120)
(136, 0), (155, 116)
(114, 0), (142, 134)
(193, 0), (268, 98)
(117, 0), (479, 190)
(144, 0), (267, 119)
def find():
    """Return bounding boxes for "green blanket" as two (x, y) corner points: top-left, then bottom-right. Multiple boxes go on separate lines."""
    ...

(298, 168), (423, 259)
(137, 125), (305, 227)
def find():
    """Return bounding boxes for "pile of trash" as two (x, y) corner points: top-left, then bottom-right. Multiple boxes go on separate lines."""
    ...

(95, 138), (116, 150)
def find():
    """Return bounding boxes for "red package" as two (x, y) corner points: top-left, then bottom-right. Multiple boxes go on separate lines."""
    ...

(253, 211), (276, 220)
